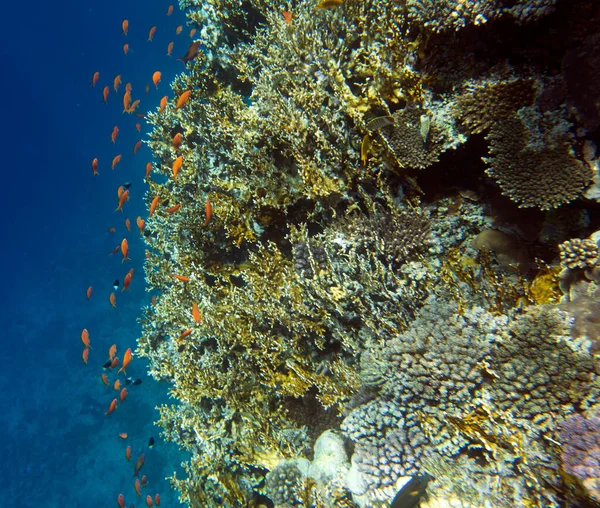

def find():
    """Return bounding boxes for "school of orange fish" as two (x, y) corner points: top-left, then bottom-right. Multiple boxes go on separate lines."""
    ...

(83, 4), (202, 507)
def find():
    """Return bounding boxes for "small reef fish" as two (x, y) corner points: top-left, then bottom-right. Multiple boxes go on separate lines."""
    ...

(172, 156), (183, 179)
(111, 125), (119, 143)
(146, 495), (153, 507)
(133, 140), (142, 155)
(175, 91), (191, 109)
(123, 91), (132, 113)
(175, 25), (182, 35)
(86, 286), (93, 299)
(192, 302), (201, 324)
(81, 328), (91, 348)
(125, 445), (132, 461)
(114, 379), (121, 391)
(178, 41), (201, 64)
(101, 373), (109, 386)
(123, 43), (129, 55)
(112, 154), (122, 170)
(133, 453), (145, 476)
(361, 133), (370, 165)
(110, 292), (117, 308)
(167, 41), (174, 57)
(141, 475), (147, 487)
(108, 227), (116, 233)
(135, 479), (141, 496)
(105, 398), (117, 415)
(114, 75), (122, 92)
(316, 0), (343, 8)
(118, 494), (125, 508)
(179, 329), (192, 340)
(149, 194), (160, 216)
(147, 26), (156, 41)
(152, 71), (161, 88)
(123, 272), (132, 291)
(120, 387), (128, 402)
(366, 115), (394, 130)
(116, 189), (130, 212)
(125, 218), (131, 232)
(171, 274), (189, 282)
(90, 71), (99, 87)
(151, 295), (157, 306)
(110, 357), (120, 369)
(118, 348), (133, 374)
(148, 437), (155, 448)
(167, 5), (173, 15)
(128, 99), (140, 113)
(204, 200), (212, 226)
(172, 132), (182, 148)
(159, 95), (168, 112)
(136, 122), (141, 132)
(166, 203), (180, 214)
(125, 82), (132, 93)
(91, 157), (98, 176)
(155, 494), (161, 506)
(109, 245), (121, 256)
(103, 85), (109, 103)
(282, 11), (292, 24)
(122, 19), (129, 36)
(137, 217), (146, 234)
(189, 28), (197, 38)
(82, 348), (89, 364)
(121, 238), (130, 262)
(109, 344), (117, 360)
(119, 433), (128, 439)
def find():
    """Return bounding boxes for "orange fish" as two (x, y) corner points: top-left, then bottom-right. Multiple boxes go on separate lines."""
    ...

(189, 28), (197, 38)
(175, 91), (191, 109)
(125, 218), (131, 232)
(136, 122), (141, 132)
(114, 379), (121, 391)
(171, 274), (189, 282)
(86, 286), (93, 299)
(121, 238), (130, 262)
(135, 479), (141, 496)
(103, 85), (109, 103)
(146, 495), (153, 507)
(122, 19), (129, 35)
(91, 157), (98, 176)
(148, 26), (156, 41)
(126, 82), (132, 93)
(110, 292), (117, 308)
(166, 41), (174, 57)
(109, 245), (121, 256)
(123, 43), (129, 55)
(133, 140), (142, 155)
(110, 357), (120, 369)
(123, 272), (132, 291)
(118, 348), (133, 374)
(101, 373), (110, 386)
(129, 99), (140, 113)
(108, 227), (116, 233)
(112, 154), (122, 170)
(117, 185), (125, 198)
(192, 302), (201, 324)
(155, 494), (161, 506)
(134, 453), (145, 476)
(175, 25), (182, 35)
(116, 189), (130, 212)
(123, 91), (132, 113)
(141, 475), (147, 487)
(120, 387), (128, 402)
(82, 348), (89, 364)
(167, 5), (173, 15)
(109, 344), (117, 360)
(81, 328), (91, 348)
(178, 329), (193, 341)
(172, 156), (183, 179)
(151, 295), (157, 306)
(204, 200), (212, 226)
(159, 95), (168, 112)
(119, 433), (128, 439)
(105, 398), (117, 415)
(111, 125), (119, 143)
(172, 132), (182, 148)
(118, 494), (125, 508)
(152, 71), (161, 88)
(145, 162), (152, 179)
(90, 71), (99, 87)
(114, 75), (122, 92)
(166, 203), (180, 214)
(125, 446), (132, 461)
(178, 41), (201, 64)
(282, 11), (293, 24)
(136, 216), (145, 233)
(149, 194), (160, 216)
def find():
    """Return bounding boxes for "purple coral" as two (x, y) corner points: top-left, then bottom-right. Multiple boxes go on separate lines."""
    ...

(560, 411), (600, 502)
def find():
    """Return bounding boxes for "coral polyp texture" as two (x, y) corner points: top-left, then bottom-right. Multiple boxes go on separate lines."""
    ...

(137, 0), (600, 506)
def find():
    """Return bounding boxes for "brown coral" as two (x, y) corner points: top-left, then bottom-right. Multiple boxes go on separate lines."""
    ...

(559, 238), (600, 270)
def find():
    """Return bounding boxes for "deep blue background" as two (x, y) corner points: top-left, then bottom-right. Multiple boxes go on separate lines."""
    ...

(0, 1), (190, 506)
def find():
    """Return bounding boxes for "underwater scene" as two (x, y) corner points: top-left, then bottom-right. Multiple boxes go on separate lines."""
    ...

(1, 0), (600, 506)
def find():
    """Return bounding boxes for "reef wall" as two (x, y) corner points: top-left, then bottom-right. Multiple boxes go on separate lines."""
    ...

(137, 0), (600, 505)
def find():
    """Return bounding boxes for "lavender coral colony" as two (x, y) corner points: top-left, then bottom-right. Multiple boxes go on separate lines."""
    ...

(137, 0), (600, 506)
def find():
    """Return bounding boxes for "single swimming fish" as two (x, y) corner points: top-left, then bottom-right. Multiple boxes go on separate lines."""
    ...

(122, 19), (129, 36)
(125, 82), (132, 93)
(133, 140), (142, 155)
(105, 398), (117, 415)
(204, 200), (212, 226)
(101, 373), (110, 386)
(152, 71), (161, 88)
(125, 218), (131, 232)
(141, 475), (147, 487)
(110, 357), (120, 369)
(146, 495), (153, 507)
(178, 41), (201, 64)
(175, 25), (182, 35)
(123, 43), (129, 55)
(111, 125), (119, 143)
(316, 0), (343, 8)
(282, 11), (292, 24)
(118, 494), (125, 508)
(90, 71), (99, 87)
(172, 132), (182, 148)
(155, 494), (161, 506)
(159, 95), (168, 112)
(171, 274), (189, 282)
(116, 189), (130, 212)
(133, 453), (145, 476)
(136, 216), (145, 233)
(136, 122), (141, 132)
(112, 154), (122, 170)
(172, 156), (183, 179)
(361, 133), (370, 165)
(167, 5), (173, 15)
(108, 227), (116, 233)
(123, 91), (131, 113)
(91, 157), (99, 176)
(149, 194), (160, 216)
(125, 445), (132, 461)
(166, 203), (180, 214)
(175, 91), (191, 109)
(86, 286), (93, 299)
(119, 433), (128, 439)
(135, 479), (141, 496)
(114, 379), (121, 391)
(103, 85), (109, 103)
(114, 75), (122, 92)
(109, 344), (117, 360)
(120, 387), (128, 402)
(82, 347), (89, 364)
(166, 41), (174, 57)
(147, 26), (156, 42)
(189, 28), (197, 38)
(118, 348), (132, 374)
(81, 328), (91, 348)
(128, 99), (140, 113)
(110, 292), (117, 308)
(192, 302), (201, 324)
(121, 238), (130, 262)
(123, 272), (132, 291)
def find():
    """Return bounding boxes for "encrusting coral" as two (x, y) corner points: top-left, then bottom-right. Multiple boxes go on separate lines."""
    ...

(136, 0), (600, 506)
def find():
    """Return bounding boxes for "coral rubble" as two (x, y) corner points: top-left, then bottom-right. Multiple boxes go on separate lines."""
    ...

(137, 0), (600, 505)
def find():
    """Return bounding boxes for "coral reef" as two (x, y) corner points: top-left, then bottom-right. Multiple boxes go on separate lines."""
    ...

(137, 0), (600, 506)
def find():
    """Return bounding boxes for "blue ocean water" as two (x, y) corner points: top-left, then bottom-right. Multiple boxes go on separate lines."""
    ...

(0, 1), (189, 506)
